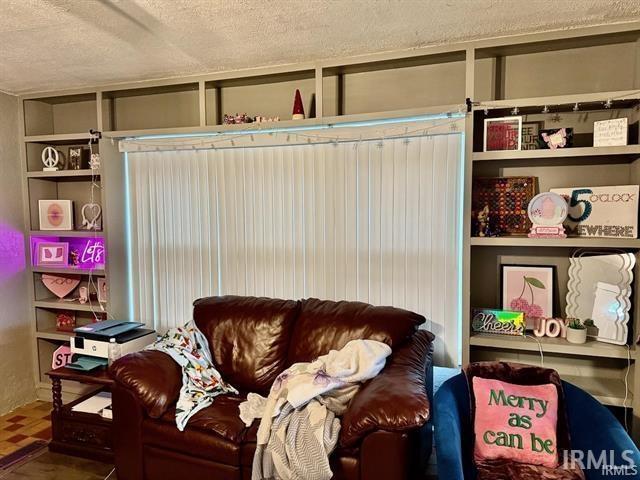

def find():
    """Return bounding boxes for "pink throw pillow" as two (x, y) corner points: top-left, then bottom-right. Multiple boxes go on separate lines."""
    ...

(472, 376), (559, 468)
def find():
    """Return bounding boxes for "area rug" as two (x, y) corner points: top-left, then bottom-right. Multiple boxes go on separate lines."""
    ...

(0, 440), (48, 474)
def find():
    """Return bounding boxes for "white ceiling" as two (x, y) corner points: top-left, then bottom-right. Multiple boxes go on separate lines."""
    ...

(1, 0), (639, 95)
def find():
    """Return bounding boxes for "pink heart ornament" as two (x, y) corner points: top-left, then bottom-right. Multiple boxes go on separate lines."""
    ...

(42, 273), (81, 299)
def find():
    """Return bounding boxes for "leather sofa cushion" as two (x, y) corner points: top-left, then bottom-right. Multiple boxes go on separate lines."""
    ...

(145, 395), (249, 465)
(144, 417), (240, 466)
(288, 298), (425, 363)
(194, 296), (300, 395)
(159, 395), (249, 444)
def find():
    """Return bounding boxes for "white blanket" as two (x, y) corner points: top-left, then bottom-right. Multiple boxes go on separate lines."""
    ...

(241, 339), (392, 480)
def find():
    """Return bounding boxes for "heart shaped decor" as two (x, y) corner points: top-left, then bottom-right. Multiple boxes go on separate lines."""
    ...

(81, 203), (102, 230)
(42, 273), (81, 299)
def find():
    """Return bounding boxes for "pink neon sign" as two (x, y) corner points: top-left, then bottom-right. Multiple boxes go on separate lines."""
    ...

(31, 235), (106, 270)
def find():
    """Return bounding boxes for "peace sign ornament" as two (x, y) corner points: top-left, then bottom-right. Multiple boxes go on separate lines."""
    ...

(42, 146), (60, 172)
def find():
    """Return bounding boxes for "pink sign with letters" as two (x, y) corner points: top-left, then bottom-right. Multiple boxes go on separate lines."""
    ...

(51, 345), (73, 369)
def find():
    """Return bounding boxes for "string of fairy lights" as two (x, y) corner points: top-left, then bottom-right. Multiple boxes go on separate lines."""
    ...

(86, 131), (113, 323)
(116, 89), (640, 154)
(117, 112), (467, 152)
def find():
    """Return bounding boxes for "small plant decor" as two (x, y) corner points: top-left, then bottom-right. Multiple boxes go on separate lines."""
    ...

(565, 318), (587, 344)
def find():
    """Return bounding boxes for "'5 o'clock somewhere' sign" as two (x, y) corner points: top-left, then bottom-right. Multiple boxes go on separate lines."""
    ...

(550, 185), (638, 239)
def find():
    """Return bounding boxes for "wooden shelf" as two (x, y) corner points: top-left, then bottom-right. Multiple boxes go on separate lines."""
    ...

(36, 328), (72, 341)
(24, 133), (93, 144)
(563, 374), (632, 407)
(27, 169), (100, 178)
(470, 333), (635, 360)
(470, 236), (640, 249)
(30, 230), (103, 238)
(472, 145), (640, 162)
(32, 266), (105, 276)
(35, 298), (106, 312)
(473, 90), (640, 111)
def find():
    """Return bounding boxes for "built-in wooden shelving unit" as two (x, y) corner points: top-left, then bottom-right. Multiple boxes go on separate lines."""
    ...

(17, 20), (640, 439)
(464, 24), (640, 442)
(19, 90), (108, 401)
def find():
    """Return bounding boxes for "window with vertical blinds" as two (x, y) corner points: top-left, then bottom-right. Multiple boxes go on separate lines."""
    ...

(126, 125), (463, 366)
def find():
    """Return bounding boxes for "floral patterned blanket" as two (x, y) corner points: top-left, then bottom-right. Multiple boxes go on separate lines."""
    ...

(147, 321), (238, 431)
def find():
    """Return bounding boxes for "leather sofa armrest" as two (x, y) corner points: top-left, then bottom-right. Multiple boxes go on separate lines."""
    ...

(339, 330), (434, 448)
(109, 350), (182, 418)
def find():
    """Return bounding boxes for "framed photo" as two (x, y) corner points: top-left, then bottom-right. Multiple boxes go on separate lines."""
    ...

(521, 121), (543, 150)
(593, 118), (628, 147)
(37, 242), (69, 267)
(39, 200), (73, 230)
(484, 116), (522, 151)
(538, 128), (573, 149)
(501, 265), (555, 326)
(68, 147), (89, 170)
(97, 278), (108, 303)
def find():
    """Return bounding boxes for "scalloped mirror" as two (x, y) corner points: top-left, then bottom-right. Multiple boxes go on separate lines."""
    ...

(565, 251), (635, 345)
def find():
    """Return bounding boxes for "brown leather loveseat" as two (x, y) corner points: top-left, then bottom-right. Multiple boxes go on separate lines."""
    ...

(110, 296), (434, 480)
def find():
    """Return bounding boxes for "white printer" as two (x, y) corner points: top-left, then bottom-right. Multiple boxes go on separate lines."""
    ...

(70, 320), (156, 366)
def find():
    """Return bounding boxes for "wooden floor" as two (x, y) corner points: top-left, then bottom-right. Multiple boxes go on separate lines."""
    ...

(0, 450), (115, 479)
(0, 401), (51, 458)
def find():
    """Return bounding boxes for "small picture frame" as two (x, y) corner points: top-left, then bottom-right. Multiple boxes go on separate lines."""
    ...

(97, 278), (108, 303)
(37, 242), (69, 267)
(39, 200), (73, 230)
(68, 147), (89, 170)
(538, 128), (573, 149)
(593, 118), (628, 147)
(521, 121), (543, 150)
(484, 116), (522, 151)
(501, 265), (555, 328)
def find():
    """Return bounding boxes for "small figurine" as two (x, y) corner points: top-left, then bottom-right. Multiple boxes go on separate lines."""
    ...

(78, 286), (88, 304)
(69, 248), (80, 266)
(254, 116), (280, 123)
(473, 204), (500, 237)
(477, 205), (489, 237)
(292, 89), (305, 120)
(223, 113), (254, 125)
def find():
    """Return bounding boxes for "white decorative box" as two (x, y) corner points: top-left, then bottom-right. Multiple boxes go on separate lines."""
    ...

(550, 185), (638, 238)
(593, 118), (628, 147)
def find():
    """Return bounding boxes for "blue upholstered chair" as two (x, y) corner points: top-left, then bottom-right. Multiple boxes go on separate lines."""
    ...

(434, 373), (640, 480)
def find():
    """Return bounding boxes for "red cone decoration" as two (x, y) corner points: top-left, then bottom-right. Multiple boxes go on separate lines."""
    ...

(292, 89), (305, 120)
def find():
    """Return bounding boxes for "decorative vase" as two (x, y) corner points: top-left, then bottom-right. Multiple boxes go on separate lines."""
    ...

(566, 327), (587, 344)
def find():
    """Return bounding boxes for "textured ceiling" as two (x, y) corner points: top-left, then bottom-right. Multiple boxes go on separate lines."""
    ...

(1, 0), (640, 95)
